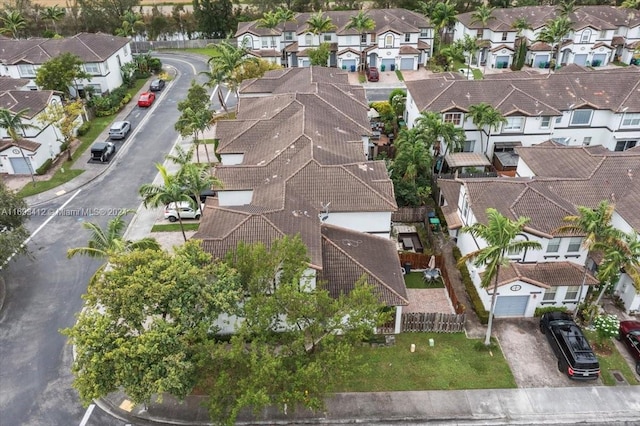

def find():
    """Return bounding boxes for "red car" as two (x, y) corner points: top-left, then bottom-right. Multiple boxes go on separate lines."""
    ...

(137, 91), (156, 107)
(618, 320), (640, 375)
(367, 67), (379, 82)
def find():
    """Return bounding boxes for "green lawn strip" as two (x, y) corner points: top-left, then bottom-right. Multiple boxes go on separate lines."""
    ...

(404, 272), (444, 289)
(18, 79), (149, 198)
(395, 70), (404, 81)
(202, 139), (216, 144)
(175, 48), (216, 58)
(334, 333), (516, 392)
(583, 330), (639, 385)
(151, 223), (200, 232)
(471, 68), (483, 79)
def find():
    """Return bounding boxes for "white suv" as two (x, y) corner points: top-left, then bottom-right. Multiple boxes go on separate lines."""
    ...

(164, 202), (201, 222)
(109, 121), (131, 140)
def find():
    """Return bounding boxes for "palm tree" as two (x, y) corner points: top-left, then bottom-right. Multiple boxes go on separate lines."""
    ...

(537, 16), (573, 71)
(414, 111), (466, 175)
(555, 201), (620, 307)
(467, 103), (507, 155)
(0, 108), (39, 183)
(305, 11), (335, 48)
(471, 5), (495, 29)
(430, 1), (458, 54)
(40, 6), (65, 33)
(458, 34), (479, 71)
(116, 11), (144, 53)
(621, 0), (640, 9)
(512, 17), (532, 69)
(556, 0), (579, 17)
(391, 128), (433, 206)
(459, 208), (542, 345)
(180, 163), (221, 212)
(174, 106), (213, 164)
(67, 210), (160, 284)
(274, 6), (295, 23)
(596, 230), (640, 305)
(139, 164), (195, 242)
(438, 43), (465, 71)
(257, 11), (280, 52)
(346, 11), (375, 71)
(0, 10), (26, 39)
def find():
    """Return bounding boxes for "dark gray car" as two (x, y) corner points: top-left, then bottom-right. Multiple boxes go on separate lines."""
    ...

(150, 79), (165, 91)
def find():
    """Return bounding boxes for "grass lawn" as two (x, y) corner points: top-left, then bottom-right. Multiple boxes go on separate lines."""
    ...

(404, 271), (444, 289)
(395, 70), (404, 81)
(179, 48), (216, 58)
(18, 168), (84, 197)
(334, 333), (516, 392)
(151, 223), (200, 232)
(583, 330), (639, 385)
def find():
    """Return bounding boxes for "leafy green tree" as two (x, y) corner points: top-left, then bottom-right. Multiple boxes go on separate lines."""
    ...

(467, 103), (507, 155)
(0, 181), (29, 269)
(200, 236), (389, 425)
(115, 11), (145, 53)
(458, 34), (479, 72)
(274, 6), (296, 23)
(235, 58), (282, 82)
(556, 0), (579, 17)
(595, 230), (640, 305)
(389, 88), (407, 125)
(511, 17), (531, 70)
(459, 208), (542, 345)
(413, 111), (465, 175)
(193, 0), (235, 38)
(175, 81), (214, 163)
(63, 241), (243, 406)
(145, 6), (170, 41)
(308, 42), (330, 66)
(0, 107), (39, 183)
(67, 209), (160, 284)
(35, 53), (91, 99)
(37, 99), (83, 160)
(0, 10), (26, 38)
(346, 11), (375, 71)
(39, 5), (65, 33)
(390, 127), (433, 206)
(178, 80), (210, 113)
(77, 0), (140, 33)
(430, 1), (457, 53)
(470, 4), (495, 29)
(537, 16), (573, 70)
(139, 164), (195, 241)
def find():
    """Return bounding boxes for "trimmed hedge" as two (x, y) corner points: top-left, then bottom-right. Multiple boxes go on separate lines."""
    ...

(534, 306), (569, 317)
(452, 245), (490, 324)
(77, 121), (92, 136)
(36, 158), (52, 175)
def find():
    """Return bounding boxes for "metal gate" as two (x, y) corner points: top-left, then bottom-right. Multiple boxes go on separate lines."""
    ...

(494, 295), (529, 317)
(10, 156), (32, 174)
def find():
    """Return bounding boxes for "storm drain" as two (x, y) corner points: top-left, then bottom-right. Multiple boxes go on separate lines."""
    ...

(611, 370), (629, 386)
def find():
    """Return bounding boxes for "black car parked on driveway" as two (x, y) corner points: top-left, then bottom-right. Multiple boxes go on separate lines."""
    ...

(540, 312), (600, 380)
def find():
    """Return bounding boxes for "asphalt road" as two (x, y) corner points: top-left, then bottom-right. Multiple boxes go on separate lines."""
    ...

(0, 54), (209, 426)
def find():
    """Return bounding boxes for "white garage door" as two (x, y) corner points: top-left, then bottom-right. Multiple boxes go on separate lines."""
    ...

(10, 157), (32, 175)
(533, 54), (549, 67)
(494, 295), (529, 317)
(381, 59), (395, 70)
(300, 59), (310, 68)
(592, 53), (607, 66)
(400, 57), (414, 70)
(574, 54), (588, 66)
(342, 59), (356, 71)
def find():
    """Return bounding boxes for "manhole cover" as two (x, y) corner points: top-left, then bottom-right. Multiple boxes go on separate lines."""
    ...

(611, 370), (629, 385)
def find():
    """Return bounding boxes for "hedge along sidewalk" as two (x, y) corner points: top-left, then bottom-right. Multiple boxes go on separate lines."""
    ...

(20, 78), (150, 201)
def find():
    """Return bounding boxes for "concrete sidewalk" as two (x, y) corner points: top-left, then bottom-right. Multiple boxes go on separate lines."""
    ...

(98, 386), (640, 425)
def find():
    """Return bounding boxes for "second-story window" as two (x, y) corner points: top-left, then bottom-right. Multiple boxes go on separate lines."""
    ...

(567, 237), (582, 252)
(443, 112), (462, 126)
(385, 34), (394, 48)
(565, 286), (580, 300)
(243, 36), (253, 49)
(477, 29), (483, 38)
(85, 63), (100, 75)
(284, 32), (293, 41)
(501, 31), (508, 41)
(570, 109), (593, 126)
(540, 116), (551, 129)
(581, 29), (591, 43)
(463, 140), (475, 152)
(599, 30), (607, 39)
(404, 33), (411, 42)
(361, 33), (367, 43)
(305, 33), (313, 45)
(547, 238), (561, 253)
(420, 28), (429, 38)
(262, 38), (268, 48)
(503, 116), (524, 132)
(324, 33), (332, 42)
(18, 64), (36, 77)
(615, 140), (637, 151)
(622, 113), (640, 127)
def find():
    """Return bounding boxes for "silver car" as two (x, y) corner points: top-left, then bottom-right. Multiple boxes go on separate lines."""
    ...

(108, 121), (131, 140)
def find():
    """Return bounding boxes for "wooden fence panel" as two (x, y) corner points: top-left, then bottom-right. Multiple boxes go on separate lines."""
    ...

(392, 206), (431, 223)
(400, 312), (465, 333)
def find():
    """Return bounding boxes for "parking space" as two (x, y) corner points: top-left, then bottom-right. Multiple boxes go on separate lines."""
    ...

(494, 318), (600, 388)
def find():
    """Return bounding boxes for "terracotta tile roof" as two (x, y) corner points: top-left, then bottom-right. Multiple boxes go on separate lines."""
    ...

(239, 67), (355, 96)
(0, 90), (54, 118)
(399, 45), (420, 54)
(319, 224), (409, 306)
(0, 33), (128, 64)
(247, 49), (281, 58)
(490, 44), (514, 53)
(487, 261), (599, 289)
(0, 77), (30, 91)
(406, 67), (640, 115)
(612, 35), (625, 46)
(528, 41), (552, 52)
(437, 179), (463, 230)
(0, 138), (41, 153)
(417, 39), (431, 50)
(444, 152), (491, 168)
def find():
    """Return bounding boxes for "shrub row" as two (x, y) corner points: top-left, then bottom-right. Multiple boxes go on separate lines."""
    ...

(534, 306), (569, 317)
(452, 245), (489, 325)
(88, 86), (132, 117)
(36, 158), (52, 175)
(76, 121), (91, 136)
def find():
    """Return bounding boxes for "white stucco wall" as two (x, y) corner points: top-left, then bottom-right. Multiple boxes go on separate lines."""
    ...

(220, 153), (244, 166)
(218, 190), (253, 206)
(323, 211), (391, 234)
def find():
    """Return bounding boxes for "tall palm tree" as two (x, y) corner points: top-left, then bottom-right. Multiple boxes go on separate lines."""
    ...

(458, 34), (479, 71)
(596, 230), (640, 305)
(0, 10), (26, 39)
(40, 5), (65, 33)
(174, 106), (213, 164)
(67, 210), (160, 284)
(391, 127), (433, 206)
(0, 108), (38, 183)
(430, 1), (458, 54)
(414, 111), (465, 175)
(556, 0), (579, 17)
(537, 16), (573, 71)
(180, 163), (221, 212)
(257, 11), (280, 51)
(116, 11), (144, 53)
(305, 11), (335, 48)
(512, 17), (532, 68)
(467, 103), (507, 155)
(438, 43), (464, 71)
(274, 6), (295, 23)
(459, 208), (542, 345)
(555, 201), (620, 306)
(470, 5), (495, 29)
(139, 164), (195, 242)
(346, 11), (375, 71)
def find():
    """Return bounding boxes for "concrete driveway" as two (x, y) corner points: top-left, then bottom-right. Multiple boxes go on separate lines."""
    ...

(494, 318), (602, 388)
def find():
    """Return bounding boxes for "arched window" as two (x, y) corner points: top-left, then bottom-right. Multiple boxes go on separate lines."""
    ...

(243, 36), (253, 49)
(305, 33), (313, 45)
(581, 29), (591, 43)
(385, 34), (394, 48)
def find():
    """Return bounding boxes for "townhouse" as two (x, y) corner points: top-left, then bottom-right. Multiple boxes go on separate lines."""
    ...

(235, 8), (433, 71)
(455, 6), (640, 69)
(438, 143), (640, 316)
(0, 33), (133, 95)
(405, 66), (640, 174)
(193, 67), (408, 333)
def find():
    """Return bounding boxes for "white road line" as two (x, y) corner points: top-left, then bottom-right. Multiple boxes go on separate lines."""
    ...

(25, 188), (83, 245)
(79, 403), (95, 426)
(159, 56), (198, 75)
(209, 84), (219, 102)
(224, 87), (232, 105)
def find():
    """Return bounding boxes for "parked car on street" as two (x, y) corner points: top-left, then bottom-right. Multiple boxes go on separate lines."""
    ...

(367, 67), (379, 82)
(108, 121), (131, 140)
(618, 320), (640, 375)
(90, 142), (116, 163)
(164, 201), (201, 222)
(540, 312), (600, 380)
(138, 91), (156, 107)
(150, 79), (165, 91)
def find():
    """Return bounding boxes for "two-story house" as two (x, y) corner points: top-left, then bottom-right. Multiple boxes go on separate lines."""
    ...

(0, 82), (65, 175)
(0, 33), (133, 95)
(193, 67), (408, 333)
(455, 6), (637, 69)
(235, 9), (433, 71)
(405, 66), (640, 173)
